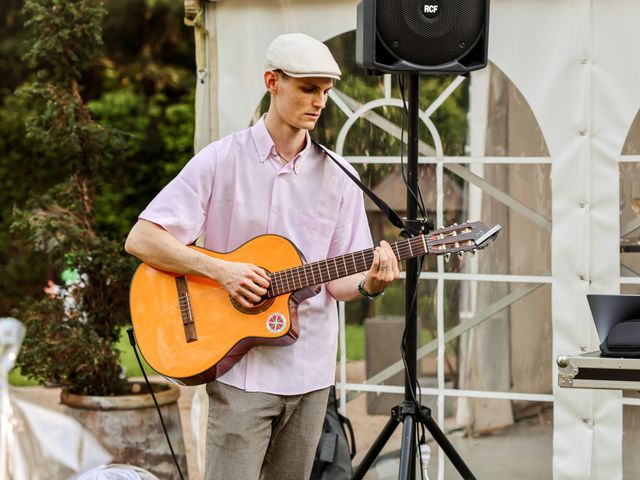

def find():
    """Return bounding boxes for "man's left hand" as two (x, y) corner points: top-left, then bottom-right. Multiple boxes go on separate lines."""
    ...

(362, 240), (401, 295)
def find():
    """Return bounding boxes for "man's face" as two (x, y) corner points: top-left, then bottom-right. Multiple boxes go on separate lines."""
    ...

(268, 73), (334, 131)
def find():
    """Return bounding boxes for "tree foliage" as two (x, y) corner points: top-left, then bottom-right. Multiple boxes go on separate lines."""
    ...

(0, 0), (195, 316)
(10, 0), (138, 395)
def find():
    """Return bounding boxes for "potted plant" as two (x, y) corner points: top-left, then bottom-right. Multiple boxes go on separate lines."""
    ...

(10, 1), (187, 477)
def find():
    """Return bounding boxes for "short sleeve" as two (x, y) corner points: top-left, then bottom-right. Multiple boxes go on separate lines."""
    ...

(139, 143), (217, 244)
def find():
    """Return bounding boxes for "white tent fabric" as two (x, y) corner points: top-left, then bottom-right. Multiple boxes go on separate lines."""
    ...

(12, 399), (112, 475)
(192, 0), (640, 477)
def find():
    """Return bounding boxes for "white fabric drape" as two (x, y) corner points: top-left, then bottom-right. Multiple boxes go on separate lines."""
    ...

(192, 0), (640, 477)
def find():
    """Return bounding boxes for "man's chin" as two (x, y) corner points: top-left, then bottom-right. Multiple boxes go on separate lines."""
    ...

(300, 118), (319, 130)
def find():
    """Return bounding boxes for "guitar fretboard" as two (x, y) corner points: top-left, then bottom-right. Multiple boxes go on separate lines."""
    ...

(266, 235), (429, 298)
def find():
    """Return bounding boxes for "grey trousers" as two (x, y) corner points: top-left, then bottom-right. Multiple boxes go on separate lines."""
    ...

(204, 381), (330, 480)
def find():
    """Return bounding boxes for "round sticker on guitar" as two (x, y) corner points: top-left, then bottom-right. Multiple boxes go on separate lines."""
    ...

(266, 313), (287, 334)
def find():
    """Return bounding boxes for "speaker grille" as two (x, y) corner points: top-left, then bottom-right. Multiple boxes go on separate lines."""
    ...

(376, 0), (485, 66)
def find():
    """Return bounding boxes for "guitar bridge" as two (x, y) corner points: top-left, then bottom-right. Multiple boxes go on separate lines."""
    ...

(175, 276), (197, 343)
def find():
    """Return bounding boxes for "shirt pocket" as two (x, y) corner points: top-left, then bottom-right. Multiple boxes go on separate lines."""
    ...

(290, 211), (337, 263)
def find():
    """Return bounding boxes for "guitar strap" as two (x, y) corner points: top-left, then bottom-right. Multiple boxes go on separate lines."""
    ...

(311, 139), (407, 233)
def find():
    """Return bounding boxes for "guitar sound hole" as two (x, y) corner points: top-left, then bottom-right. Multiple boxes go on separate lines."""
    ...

(229, 267), (276, 314)
(230, 296), (276, 315)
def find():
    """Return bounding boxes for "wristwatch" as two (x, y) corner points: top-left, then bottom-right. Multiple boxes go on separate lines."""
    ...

(358, 278), (385, 299)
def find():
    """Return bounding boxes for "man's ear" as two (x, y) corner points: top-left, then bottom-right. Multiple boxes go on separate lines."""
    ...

(264, 70), (278, 93)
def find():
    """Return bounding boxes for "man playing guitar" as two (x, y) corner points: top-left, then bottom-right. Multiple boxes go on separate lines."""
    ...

(125, 33), (400, 479)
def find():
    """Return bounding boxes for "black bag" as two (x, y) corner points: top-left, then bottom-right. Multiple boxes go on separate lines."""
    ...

(310, 386), (356, 480)
(600, 319), (640, 357)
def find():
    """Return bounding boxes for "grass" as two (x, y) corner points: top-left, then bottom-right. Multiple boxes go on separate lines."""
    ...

(340, 324), (435, 362)
(342, 323), (365, 360)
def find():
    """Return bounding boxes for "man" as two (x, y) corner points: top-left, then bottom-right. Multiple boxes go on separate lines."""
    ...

(125, 33), (400, 479)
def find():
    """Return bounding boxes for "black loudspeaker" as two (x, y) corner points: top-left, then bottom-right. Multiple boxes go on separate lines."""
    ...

(356, 0), (490, 74)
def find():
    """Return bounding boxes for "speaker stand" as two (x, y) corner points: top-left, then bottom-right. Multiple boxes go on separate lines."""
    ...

(352, 74), (475, 480)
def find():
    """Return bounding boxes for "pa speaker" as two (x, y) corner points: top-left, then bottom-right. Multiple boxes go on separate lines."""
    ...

(356, 0), (490, 74)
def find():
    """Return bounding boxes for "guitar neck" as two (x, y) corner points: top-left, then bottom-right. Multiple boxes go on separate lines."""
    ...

(266, 235), (428, 298)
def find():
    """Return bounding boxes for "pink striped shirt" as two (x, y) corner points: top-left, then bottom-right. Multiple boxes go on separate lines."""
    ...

(140, 117), (372, 395)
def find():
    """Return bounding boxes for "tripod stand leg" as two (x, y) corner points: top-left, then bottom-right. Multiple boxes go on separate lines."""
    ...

(352, 414), (400, 480)
(398, 412), (416, 480)
(423, 412), (475, 479)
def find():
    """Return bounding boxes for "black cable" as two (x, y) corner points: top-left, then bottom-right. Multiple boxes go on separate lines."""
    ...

(398, 75), (428, 220)
(127, 328), (186, 480)
(400, 254), (426, 410)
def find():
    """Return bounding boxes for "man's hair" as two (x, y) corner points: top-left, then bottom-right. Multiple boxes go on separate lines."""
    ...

(273, 69), (290, 80)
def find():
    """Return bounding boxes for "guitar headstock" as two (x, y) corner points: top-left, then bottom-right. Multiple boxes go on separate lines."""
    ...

(426, 221), (501, 257)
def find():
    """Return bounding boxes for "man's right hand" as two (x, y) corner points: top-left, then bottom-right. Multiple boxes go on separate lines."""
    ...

(125, 220), (270, 309)
(215, 260), (270, 309)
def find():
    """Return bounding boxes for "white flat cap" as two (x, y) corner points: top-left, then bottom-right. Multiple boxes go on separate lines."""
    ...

(265, 33), (341, 80)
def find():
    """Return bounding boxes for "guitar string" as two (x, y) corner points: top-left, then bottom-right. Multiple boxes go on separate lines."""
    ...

(266, 233), (476, 295)
(170, 231), (475, 308)
(172, 240), (414, 307)
(173, 237), (426, 305)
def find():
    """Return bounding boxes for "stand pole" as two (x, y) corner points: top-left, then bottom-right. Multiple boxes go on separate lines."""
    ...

(352, 73), (475, 480)
(405, 74), (419, 397)
(404, 73), (420, 478)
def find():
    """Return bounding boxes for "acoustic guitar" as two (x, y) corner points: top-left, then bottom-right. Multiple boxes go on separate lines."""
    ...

(129, 221), (501, 385)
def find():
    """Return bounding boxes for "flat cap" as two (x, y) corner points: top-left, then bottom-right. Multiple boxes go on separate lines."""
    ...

(265, 33), (341, 80)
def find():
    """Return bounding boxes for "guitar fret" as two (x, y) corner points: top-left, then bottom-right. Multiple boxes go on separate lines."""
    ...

(278, 272), (284, 295)
(308, 264), (315, 285)
(302, 264), (310, 287)
(292, 268), (299, 290)
(320, 262), (328, 281)
(309, 263), (316, 285)
(408, 240), (413, 257)
(284, 271), (290, 292)
(333, 258), (339, 280)
(342, 255), (348, 276)
(274, 273), (282, 296)
(315, 262), (323, 283)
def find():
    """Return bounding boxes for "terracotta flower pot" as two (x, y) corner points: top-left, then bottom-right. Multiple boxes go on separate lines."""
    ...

(61, 381), (188, 479)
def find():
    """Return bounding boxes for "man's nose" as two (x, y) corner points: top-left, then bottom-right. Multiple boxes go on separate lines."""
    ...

(313, 93), (327, 109)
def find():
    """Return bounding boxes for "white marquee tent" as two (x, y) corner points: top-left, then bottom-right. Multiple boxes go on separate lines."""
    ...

(184, 1), (640, 478)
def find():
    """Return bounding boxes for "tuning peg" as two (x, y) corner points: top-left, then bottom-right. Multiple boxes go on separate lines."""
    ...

(444, 253), (451, 262)
(469, 250), (476, 256)
(457, 252), (464, 259)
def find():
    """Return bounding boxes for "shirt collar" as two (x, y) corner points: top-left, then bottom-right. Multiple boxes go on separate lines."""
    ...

(251, 115), (312, 174)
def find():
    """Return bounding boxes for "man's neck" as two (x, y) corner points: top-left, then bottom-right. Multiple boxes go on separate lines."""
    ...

(263, 114), (307, 160)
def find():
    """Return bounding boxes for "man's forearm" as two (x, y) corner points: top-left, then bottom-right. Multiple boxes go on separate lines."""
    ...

(124, 219), (223, 280)
(326, 274), (362, 302)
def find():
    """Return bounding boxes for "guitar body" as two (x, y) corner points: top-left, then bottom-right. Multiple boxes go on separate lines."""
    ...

(129, 234), (308, 386)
